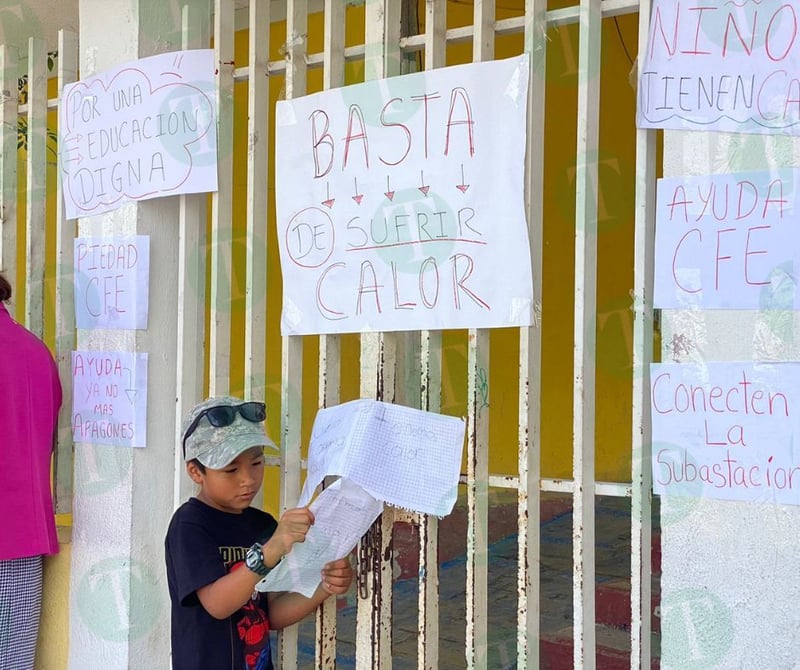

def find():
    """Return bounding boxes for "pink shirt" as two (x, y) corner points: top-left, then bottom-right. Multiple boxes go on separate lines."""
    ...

(0, 303), (62, 559)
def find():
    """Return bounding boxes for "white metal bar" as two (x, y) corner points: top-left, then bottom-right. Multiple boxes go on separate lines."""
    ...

(174, 1), (210, 510)
(20, 97), (58, 112)
(24, 37), (47, 336)
(356, 330), (394, 670)
(244, 0), (270, 401)
(0, 45), (17, 300)
(356, 362), (397, 670)
(284, 0), (308, 101)
(279, 2), (308, 667)
(464, 3), (494, 668)
(209, 0), (235, 395)
(631, 1), (656, 667)
(279, 336), (303, 668)
(315, 1), (345, 667)
(322, 0), (345, 92)
(225, 0), (640, 81)
(543, 478), (632, 498)
(353, 4), (401, 668)
(518, 0), (547, 666)
(573, 0), (602, 667)
(465, 328), (490, 670)
(471, 474), (633, 498)
(316, 334), (341, 670)
(424, 0), (447, 71)
(54, 30), (78, 515)
(417, 5), (447, 666)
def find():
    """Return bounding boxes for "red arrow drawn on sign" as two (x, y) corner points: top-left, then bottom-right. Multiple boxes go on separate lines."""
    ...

(456, 163), (470, 194)
(321, 182), (335, 209)
(384, 175), (395, 201)
(419, 170), (429, 197)
(352, 177), (364, 205)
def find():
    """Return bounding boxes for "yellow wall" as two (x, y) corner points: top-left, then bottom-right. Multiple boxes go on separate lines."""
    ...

(36, 528), (71, 670)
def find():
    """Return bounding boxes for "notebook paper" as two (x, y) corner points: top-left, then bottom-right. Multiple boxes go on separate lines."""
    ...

(255, 478), (382, 597)
(299, 399), (466, 517)
(256, 400), (466, 596)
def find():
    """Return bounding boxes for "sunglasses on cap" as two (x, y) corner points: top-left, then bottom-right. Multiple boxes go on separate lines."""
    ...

(182, 401), (266, 457)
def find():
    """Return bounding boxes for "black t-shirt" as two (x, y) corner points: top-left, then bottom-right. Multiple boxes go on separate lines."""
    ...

(165, 497), (278, 670)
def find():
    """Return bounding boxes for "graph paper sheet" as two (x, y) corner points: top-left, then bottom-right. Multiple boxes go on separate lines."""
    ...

(298, 399), (466, 517)
(256, 400), (465, 595)
(255, 478), (382, 596)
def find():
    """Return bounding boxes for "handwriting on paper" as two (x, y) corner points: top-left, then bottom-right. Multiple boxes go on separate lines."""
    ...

(72, 351), (148, 447)
(275, 56), (533, 335)
(654, 169), (800, 309)
(59, 49), (217, 218)
(638, 1), (800, 134)
(651, 362), (800, 504)
(74, 236), (150, 329)
(299, 399), (466, 517)
(255, 478), (382, 597)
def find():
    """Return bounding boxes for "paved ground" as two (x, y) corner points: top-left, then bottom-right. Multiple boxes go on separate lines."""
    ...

(293, 491), (661, 669)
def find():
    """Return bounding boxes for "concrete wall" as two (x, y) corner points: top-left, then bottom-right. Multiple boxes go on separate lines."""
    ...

(660, 131), (800, 668)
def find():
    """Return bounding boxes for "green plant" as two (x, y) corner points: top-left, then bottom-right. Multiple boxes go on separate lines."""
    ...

(16, 50), (59, 159)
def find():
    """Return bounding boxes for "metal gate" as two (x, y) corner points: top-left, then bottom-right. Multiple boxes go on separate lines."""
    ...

(1, 0), (658, 668)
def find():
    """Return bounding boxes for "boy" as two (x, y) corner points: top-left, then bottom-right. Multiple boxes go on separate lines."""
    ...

(165, 396), (353, 670)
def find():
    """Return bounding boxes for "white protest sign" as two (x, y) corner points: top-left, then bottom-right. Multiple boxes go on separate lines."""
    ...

(299, 399), (466, 517)
(74, 236), (150, 329)
(255, 478), (383, 597)
(651, 362), (800, 505)
(275, 55), (533, 335)
(654, 169), (800, 309)
(72, 351), (148, 447)
(638, 1), (800, 134)
(59, 49), (217, 219)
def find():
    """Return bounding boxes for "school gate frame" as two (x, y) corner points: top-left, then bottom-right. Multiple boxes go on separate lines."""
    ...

(1, 0), (657, 668)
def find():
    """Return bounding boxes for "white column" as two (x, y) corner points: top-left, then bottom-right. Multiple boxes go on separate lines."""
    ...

(660, 131), (800, 668)
(68, 1), (200, 668)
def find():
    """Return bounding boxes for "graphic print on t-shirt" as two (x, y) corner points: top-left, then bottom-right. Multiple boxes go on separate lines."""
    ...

(222, 547), (272, 670)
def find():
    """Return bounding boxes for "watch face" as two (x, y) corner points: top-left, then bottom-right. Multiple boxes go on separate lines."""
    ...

(246, 543), (267, 575)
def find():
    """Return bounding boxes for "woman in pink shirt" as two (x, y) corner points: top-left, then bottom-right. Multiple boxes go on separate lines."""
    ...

(0, 274), (62, 670)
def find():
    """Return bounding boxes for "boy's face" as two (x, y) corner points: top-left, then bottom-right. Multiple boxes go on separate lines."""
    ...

(187, 446), (265, 514)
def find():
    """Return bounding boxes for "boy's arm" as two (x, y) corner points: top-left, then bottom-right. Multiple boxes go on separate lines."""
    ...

(196, 563), (266, 619)
(197, 507), (315, 620)
(267, 557), (354, 630)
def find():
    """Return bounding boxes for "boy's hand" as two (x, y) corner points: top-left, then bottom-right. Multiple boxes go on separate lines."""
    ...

(263, 507), (314, 566)
(319, 557), (354, 595)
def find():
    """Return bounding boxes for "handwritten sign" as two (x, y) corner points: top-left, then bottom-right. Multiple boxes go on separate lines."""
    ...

(74, 236), (149, 329)
(654, 169), (800, 309)
(275, 55), (533, 335)
(638, 0), (800, 134)
(256, 478), (383, 597)
(299, 399), (466, 517)
(651, 362), (800, 505)
(59, 49), (217, 219)
(72, 350), (148, 447)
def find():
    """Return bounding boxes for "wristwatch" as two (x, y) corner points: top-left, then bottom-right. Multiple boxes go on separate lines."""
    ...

(245, 542), (271, 577)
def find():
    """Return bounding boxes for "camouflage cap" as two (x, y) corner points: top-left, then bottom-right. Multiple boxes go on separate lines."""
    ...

(181, 396), (277, 469)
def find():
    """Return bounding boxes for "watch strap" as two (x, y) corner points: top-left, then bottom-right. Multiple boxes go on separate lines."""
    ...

(246, 542), (271, 577)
